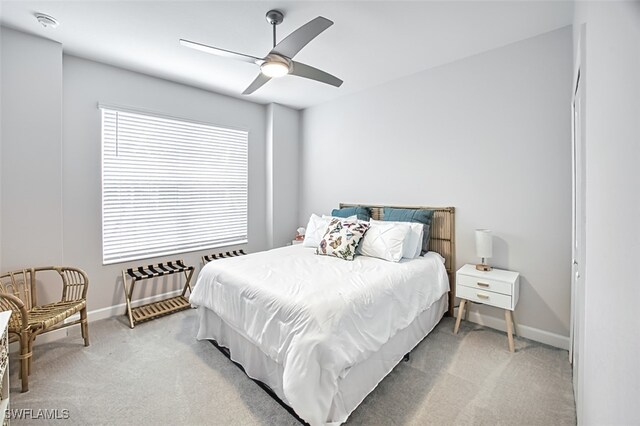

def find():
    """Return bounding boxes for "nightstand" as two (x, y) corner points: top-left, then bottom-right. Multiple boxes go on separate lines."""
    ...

(453, 264), (520, 352)
(291, 239), (303, 245)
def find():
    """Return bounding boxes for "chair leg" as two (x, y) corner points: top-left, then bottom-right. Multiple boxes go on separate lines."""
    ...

(80, 307), (90, 347)
(20, 333), (30, 392)
(27, 337), (34, 376)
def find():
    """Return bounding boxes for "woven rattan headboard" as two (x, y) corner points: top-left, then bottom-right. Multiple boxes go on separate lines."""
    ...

(340, 203), (456, 316)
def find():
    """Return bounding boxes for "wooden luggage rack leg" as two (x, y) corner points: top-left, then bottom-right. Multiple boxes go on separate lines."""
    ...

(122, 260), (195, 329)
(121, 270), (135, 329)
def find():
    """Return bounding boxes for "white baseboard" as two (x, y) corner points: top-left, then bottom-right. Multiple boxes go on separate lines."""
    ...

(454, 307), (570, 350)
(10, 289), (184, 353)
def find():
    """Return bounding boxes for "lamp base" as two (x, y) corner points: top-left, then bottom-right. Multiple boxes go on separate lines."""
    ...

(476, 263), (492, 272)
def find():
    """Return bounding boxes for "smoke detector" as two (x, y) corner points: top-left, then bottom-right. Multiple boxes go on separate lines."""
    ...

(35, 13), (59, 29)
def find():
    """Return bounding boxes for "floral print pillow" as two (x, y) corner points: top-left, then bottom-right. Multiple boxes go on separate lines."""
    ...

(316, 219), (370, 261)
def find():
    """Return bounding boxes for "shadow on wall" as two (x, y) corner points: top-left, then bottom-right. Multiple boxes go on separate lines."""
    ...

(518, 276), (569, 336)
(492, 236), (510, 268)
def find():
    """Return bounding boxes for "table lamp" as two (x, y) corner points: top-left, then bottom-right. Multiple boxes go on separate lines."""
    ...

(475, 229), (493, 271)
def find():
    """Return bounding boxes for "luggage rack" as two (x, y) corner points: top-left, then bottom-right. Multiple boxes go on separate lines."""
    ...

(121, 260), (194, 328)
(202, 249), (247, 264)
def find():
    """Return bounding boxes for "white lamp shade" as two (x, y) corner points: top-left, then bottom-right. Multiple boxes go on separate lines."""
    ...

(475, 229), (493, 259)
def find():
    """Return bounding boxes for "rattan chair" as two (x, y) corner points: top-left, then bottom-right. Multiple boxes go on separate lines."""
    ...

(0, 266), (89, 392)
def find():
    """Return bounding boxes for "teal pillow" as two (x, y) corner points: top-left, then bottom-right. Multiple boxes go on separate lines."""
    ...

(383, 208), (434, 255)
(331, 207), (371, 221)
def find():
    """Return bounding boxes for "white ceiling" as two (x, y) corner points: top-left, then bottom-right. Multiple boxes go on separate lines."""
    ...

(0, 1), (574, 109)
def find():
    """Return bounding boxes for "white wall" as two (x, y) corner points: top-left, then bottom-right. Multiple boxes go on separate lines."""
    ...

(573, 2), (640, 424)
(0, 28), (64, 272)
(61, 55), (268, 311)
(266, 103), (300, 248)
(300, 27), (573, 343)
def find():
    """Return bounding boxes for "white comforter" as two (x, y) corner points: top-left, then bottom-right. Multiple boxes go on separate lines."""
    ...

(189, 245), (449, 425)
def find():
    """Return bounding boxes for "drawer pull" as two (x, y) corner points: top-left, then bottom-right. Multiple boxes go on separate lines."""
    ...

(477, 293), (489, 299)
(477, 282), (490, 288)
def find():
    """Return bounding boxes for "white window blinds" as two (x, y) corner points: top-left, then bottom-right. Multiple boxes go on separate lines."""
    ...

(101, 106), (248, 264)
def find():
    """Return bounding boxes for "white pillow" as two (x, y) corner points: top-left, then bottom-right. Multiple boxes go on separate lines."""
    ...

(359, 222), (411, 262)
(370, 219), (423, 259)
(303, 214), (357, 247)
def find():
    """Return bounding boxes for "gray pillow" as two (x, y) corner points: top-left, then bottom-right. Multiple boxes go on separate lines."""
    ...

(331, 206), (371, 221)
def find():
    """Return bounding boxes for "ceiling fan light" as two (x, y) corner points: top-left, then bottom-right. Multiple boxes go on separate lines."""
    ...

(261, 61), (289, 78)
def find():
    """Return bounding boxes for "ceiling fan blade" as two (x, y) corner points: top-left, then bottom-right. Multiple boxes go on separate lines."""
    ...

(270, 16), (333, 59)
(180, 39), (262, 64)
(242, 73), (272, 95)
(290, 61), (343, 88)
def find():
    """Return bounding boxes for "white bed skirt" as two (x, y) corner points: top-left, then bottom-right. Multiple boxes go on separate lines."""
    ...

(196, 293), (448, 425)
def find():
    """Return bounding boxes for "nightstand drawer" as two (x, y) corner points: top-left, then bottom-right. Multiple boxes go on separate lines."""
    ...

(457, 284), (513, 310)
(457, 273), (513, 296)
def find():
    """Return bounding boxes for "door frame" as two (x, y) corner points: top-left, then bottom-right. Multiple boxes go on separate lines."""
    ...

(570, 23), (587, 425)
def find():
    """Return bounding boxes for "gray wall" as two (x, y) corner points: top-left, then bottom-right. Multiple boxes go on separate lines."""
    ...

(300, 27), (573, 343)
(574, 2), (640, 424)
(1, 28), (64, 273)
(266, 103), (300, 248)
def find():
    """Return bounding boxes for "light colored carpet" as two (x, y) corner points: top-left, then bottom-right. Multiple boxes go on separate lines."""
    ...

(8, 310), (576, 425)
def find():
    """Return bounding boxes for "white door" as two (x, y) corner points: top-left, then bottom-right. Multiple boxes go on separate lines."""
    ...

(570, 25), (586, 422)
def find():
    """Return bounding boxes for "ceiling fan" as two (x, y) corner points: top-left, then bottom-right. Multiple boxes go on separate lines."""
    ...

(180, 10), (343, 95)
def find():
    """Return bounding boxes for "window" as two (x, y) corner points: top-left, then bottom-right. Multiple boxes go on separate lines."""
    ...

(101, 106), (248, 264)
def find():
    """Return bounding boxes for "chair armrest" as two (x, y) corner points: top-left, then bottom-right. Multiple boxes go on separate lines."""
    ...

(34, 266), (89, 302)
(0, 292), (29, 332)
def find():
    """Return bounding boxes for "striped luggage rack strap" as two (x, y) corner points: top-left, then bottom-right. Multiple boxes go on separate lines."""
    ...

(126, 260), (193, 281)
(202, 249), (247, 264)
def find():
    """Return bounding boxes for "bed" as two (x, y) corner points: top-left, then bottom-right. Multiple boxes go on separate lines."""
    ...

(189, 205), (456, 425)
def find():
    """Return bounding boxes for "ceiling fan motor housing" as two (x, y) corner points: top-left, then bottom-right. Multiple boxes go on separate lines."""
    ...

(265, 54), (291, 68)
(266, 10), (284, 26)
